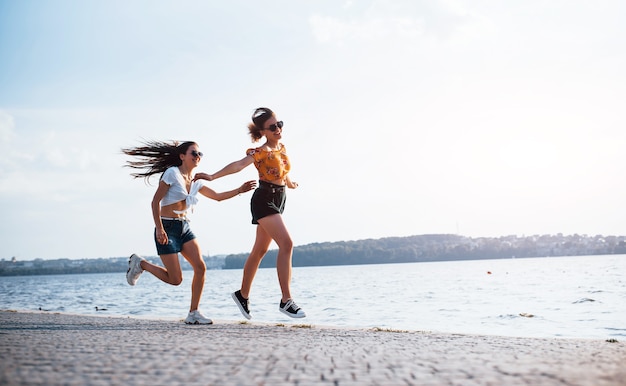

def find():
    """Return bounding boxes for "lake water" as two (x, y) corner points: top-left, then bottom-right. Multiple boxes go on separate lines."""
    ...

(1, 255), (624, 339)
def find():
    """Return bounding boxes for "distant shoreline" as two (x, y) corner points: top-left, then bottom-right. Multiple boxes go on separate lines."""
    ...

(2, 253), (625, 277)
(3, 233), (625, 276)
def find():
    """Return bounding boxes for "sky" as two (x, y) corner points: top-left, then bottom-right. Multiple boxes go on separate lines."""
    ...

(1, 0), (625, 260)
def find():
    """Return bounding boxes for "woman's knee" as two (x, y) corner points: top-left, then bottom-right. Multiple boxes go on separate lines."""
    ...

(192, 259), (206, 275)
(277, 236), (293, 251)
(249, 240), (271, 259)
(181, 240), (206, 273)
(168, 273), (183, 286)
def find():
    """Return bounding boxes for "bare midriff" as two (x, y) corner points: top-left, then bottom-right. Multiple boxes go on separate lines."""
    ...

(262, 178), (287, 186)
(161, 201), (187, 218)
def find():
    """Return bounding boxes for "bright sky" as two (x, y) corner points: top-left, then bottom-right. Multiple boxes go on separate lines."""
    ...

(1, 0), (624, 260)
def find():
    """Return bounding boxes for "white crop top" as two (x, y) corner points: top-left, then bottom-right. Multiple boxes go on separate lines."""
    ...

(160, 166), (204, 215)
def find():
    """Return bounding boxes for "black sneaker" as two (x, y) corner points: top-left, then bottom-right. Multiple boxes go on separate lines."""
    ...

(279, 299), (306, 318)
(232, 290), (251, 319)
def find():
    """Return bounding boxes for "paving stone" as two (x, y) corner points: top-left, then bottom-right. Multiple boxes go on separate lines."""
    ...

(0, 311), (625, 385)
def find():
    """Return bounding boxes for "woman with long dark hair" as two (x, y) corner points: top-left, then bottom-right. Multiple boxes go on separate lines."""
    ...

(122, 140), (255, 324)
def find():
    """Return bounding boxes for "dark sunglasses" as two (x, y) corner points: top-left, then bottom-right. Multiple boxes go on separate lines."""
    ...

(190, 150), (203, 158)
(267, 121), (284, 132)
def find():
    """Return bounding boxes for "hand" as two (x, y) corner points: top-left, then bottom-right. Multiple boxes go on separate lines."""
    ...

(156, 229), (169, 245)
(287, 180), (298, 189)
(193, 172), (213, 182)
(239, 180), (257, 193)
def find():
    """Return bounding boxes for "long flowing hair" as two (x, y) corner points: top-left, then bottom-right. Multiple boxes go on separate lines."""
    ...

(122, 140), (196, 183)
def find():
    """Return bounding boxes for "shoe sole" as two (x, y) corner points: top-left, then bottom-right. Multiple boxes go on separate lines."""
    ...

(231, 292), (252, 320)
(126, 257), (132, 285)
(184, 320), (213, 325)
(126, 262), (135, 286)
(126, 255), (142, 286)
(279, 308), (307, 318)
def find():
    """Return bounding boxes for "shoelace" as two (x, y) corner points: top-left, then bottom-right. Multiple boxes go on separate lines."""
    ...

(193, 311), (210, 321)
(285, 300), (300, 312)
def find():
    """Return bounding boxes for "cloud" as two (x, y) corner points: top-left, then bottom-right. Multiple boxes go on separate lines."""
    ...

(309, 13), (424, 45)
(0, 111), (23, 178)
(0, 110), (15, 142)
(308, 0), (493, 46)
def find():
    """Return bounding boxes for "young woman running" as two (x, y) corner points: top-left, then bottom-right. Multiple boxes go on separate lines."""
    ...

(123, 140), (255, 324)
(195, 108), (306, 319)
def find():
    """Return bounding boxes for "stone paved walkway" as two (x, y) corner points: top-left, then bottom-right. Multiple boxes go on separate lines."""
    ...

(1, 311), (625, 385)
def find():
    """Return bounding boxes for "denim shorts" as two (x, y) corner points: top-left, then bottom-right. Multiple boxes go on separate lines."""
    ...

(250, 181), (287, 224)
(154, 218), (196, 255)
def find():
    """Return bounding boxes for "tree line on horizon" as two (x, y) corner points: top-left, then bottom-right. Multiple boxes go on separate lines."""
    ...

(223, 233), (626, 269)
(2, 233), (625, 276)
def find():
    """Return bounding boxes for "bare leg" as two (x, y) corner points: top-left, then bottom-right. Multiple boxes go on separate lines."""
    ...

(257, 214), (294, 302)
(240, 225), (273, 299)
(140, 254), (183, 285)
(180, 239), (206, 312)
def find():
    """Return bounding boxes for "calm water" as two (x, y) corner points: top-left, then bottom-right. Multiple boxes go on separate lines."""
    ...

(1, 255), (625, 339)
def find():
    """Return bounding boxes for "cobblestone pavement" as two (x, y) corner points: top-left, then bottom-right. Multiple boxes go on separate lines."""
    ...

(1, 311), (625, 385)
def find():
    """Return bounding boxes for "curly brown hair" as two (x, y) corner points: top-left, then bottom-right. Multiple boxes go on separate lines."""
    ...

(247, 107), (275, 142)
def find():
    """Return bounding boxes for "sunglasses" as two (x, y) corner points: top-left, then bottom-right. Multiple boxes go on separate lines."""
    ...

(190, 150), (203, 158)
(267, 121), (284, 132)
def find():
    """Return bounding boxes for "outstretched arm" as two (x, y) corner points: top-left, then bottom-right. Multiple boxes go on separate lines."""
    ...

(194, 155), (254, 182)
(198, 180), (257, 201)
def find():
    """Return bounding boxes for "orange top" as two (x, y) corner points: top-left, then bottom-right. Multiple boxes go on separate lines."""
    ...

(247, 143), (291, 182)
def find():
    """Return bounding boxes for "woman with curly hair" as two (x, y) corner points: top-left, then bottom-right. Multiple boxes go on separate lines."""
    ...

(195, 108), (306, 319)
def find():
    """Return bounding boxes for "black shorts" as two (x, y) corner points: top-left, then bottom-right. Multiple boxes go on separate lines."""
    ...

(251, 181), (287, 224)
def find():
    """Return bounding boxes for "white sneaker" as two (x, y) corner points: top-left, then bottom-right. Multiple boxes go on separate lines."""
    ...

(279, 299), (306, 318)
(126, 254), (144, 286)
(184, 310), (213, 325)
